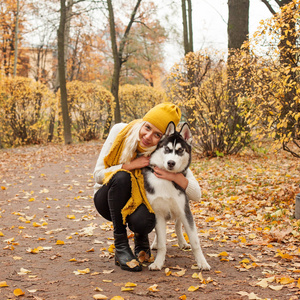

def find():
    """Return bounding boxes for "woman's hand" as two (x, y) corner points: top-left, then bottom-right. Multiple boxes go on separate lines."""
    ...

(153, 166), (188, 190)
(122, 156), (150, 171)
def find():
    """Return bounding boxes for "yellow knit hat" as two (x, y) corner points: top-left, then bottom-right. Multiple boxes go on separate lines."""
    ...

(142, 102), (181, 134)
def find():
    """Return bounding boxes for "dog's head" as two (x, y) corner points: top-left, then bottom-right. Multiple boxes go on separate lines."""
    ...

(150, 122), (192, 173)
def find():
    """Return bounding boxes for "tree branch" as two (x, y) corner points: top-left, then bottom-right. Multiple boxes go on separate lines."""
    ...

(260, 0), (277, 15)
(118, 0), (142, 57)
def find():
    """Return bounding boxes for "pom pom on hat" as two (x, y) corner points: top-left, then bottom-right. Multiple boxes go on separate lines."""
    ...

(142, 102), (181, 134)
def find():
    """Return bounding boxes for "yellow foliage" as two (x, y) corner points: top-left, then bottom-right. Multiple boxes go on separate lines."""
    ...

(56, 80), (114, 141)
(166, 50), (250, 157)
(119, 84), (167, 123)
(238, 0), (300, 157)
(0, 76), (55, 147)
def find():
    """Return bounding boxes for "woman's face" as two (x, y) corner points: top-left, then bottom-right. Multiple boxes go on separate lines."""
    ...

(139, 122), (163, 148)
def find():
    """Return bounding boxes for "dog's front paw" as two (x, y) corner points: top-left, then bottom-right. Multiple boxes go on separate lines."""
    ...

(198, 261), (211, 271)
(179, 242), (191, 250)
(148, 262), (163, 271)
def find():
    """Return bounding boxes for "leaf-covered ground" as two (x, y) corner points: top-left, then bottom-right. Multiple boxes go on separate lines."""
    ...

(1, 141), (300, 300)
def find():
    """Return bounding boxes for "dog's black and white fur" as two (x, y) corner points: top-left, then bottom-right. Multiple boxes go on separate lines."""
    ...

(143, 122), (211, 271)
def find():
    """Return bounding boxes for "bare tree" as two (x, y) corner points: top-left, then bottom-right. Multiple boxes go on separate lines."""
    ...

(104, 0), (142, 136)
(57, 0), (75, 144)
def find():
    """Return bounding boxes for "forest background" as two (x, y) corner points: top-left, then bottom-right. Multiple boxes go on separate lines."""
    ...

(0, 0), (300, 159)
(1, 1), (300, 298)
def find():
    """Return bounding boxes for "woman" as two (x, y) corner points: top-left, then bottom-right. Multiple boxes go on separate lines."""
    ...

(93, 102), (201, 272)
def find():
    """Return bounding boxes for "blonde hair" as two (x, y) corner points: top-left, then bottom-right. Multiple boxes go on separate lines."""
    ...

(120, 120), (157, 163)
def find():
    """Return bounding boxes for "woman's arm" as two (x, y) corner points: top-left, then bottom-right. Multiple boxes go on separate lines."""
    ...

(93, 123), (126, 184)
(122, 156), (150, 171)
(153, 167), (188, 190)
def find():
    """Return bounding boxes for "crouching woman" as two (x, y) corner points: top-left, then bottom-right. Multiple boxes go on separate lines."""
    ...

(93, 103), (192, 271)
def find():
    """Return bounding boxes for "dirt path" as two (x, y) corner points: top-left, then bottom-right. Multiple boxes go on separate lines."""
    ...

(0, 142), (299, 300)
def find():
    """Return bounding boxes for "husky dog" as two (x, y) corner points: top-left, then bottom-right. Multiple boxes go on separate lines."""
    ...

(143, 122), (210, 271)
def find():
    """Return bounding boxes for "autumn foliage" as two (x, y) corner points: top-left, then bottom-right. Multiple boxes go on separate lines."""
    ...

(119, 84), (167, 123)
(166, 51), (250, 157)
(59, 81), (115, 141)
(0, 77), (114, 147)
(0, 76), (54, 147)
(236, 0), (300, 157)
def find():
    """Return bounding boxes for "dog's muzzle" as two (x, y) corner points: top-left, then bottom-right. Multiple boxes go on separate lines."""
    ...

(167, 160), (175, 170)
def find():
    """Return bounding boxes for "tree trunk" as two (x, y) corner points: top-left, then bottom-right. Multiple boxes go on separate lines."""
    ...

(103, 0), (142, 137)
(182, 0), (193, 55)
(13, 0), (20, 77)
(227, 0), (249, 51)
(107, 0), (121, 124)
(57, 0), (72, 144)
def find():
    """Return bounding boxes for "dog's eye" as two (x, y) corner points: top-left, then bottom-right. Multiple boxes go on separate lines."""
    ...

(177, 148), (184, 155)
(164, 146), (172, 153)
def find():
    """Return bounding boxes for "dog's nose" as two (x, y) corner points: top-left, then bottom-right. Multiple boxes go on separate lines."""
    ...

(167, 160), (175, 169)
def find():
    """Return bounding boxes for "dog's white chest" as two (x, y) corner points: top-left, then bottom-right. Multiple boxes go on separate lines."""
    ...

(146, 173), (184, 219)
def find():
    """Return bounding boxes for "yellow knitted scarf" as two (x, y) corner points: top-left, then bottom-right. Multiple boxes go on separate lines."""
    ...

(103, 120), (154, 224)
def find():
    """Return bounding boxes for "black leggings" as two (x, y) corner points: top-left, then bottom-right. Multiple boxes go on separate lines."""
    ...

(94, 171), (156, 235)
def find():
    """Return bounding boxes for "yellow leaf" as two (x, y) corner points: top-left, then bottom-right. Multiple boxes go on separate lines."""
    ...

(174, 269), (186, 277)
(56, 240), (65, 245)
(14, 288), (25, 296)
(165, 268), (172, 276)
(0, 231), (4, 236)
(188, 285), (200, 292)
(93, 294), (108, 300)
(179, 295), (187, 300)
(125, 282), (137, 287)
(280, 277), (294, 285)
(121, 287), (134, 292)
(218, 251), (228, 257)
(67, 215), (76, 219)
(297, 278), (300, 289)
(1, 186), (6, 190)
(126, 259), (139, 269)
(148, 284), (159, 292)
(108, 244), (115, 253)
(69, 258), (77, 262)
(26, 248), (39, 254)
(240, 258), (250, 264)
(74, 268), (90, 275)
(0, 281), (8, 287)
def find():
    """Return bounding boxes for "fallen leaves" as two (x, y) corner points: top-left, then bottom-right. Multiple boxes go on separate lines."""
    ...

(73, 268), (90, 275)
(1, 143), (300, 299)
(13, 288), (25, 296)
(0, 281), (9, 287)
(125, 259), (140, 269)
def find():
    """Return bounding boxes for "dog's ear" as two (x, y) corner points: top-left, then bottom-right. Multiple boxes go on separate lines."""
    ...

(164, 121), (176, 137)
(179, 123), (192, 145)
